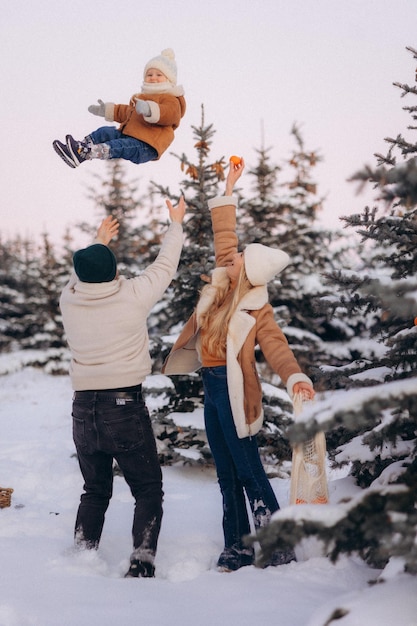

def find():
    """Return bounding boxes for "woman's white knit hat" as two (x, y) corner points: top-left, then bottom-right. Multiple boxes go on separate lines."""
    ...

(244, 243), (290, 286)
(144, 48), (177, 85)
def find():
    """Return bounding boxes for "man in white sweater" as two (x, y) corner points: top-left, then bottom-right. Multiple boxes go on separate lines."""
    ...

(60, 198), (185, 578)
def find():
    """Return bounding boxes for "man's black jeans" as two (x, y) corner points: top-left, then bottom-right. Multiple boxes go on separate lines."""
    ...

(72, 387), (163, 565)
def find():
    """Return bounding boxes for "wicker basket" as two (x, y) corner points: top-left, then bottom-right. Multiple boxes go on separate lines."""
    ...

(0, 487), (14, 508)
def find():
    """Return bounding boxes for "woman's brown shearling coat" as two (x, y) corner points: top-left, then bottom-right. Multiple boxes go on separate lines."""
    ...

(162, 197), (312, 438)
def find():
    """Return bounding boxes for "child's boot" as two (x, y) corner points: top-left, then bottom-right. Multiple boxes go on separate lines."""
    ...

(68, 135), (110, 161)
(53, 135), (110, 168)
(53, 135), (91, 168)
(65, 135), (91, 165)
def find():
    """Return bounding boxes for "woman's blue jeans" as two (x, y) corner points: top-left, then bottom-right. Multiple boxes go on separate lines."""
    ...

(88, 126), (158, 164)
(201, 366), (280, 550)
(72, 388), (163, 564)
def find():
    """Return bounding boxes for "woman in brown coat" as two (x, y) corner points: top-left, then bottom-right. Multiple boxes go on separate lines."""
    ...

(163, 158), (315, 572)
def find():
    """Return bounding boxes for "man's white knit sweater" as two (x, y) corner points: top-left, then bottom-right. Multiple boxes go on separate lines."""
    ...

(60, 222), (183, 391)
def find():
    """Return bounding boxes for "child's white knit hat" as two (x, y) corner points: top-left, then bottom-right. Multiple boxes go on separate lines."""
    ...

(144, 48), (177, 85)
(244, 244), (290, 286)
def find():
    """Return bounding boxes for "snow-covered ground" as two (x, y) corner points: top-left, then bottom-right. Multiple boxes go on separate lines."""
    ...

(0, 366), (416, 626)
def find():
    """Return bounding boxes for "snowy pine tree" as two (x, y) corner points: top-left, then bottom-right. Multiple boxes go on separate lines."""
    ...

(23, 231), (69, 367)
(0, 231), (71, 370)
(153, 105), (225, 333)
(150, 106), (225, 388)
(251, 46), (417, 576)
(242, 125), (349, 377)
(0, 234), (32, 352)
(139, 109), (227, 466)
(81, 160), (160, 276)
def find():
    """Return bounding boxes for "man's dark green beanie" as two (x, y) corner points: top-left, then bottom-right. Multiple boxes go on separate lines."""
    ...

(73, 244), (117, 283)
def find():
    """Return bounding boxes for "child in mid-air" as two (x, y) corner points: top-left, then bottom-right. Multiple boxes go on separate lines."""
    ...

(53, 48), (186, 169)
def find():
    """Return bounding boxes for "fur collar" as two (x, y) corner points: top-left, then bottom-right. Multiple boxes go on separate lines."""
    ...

(139, 83), (185, 97)
(196, 267), (269, 326)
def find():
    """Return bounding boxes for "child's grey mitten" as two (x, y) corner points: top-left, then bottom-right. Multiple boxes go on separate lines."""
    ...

(88, 99), (106, 117)
(135, 100), (151, 117)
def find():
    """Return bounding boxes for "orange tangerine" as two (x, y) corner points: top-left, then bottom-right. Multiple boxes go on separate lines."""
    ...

(229, 155), (242, 166)
(414, 317), (417, 326)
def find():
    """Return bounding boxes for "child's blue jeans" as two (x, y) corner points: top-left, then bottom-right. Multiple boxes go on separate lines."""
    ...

(89, 126), (158, 164)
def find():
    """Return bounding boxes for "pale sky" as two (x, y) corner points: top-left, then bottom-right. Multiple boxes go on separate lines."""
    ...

(1, 0), (416, 245)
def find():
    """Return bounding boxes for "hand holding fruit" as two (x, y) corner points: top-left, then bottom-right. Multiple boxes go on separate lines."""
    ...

(226, 155), (245, 195)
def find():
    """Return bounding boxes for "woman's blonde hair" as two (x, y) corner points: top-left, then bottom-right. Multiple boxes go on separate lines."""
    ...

(199, 262), (252, 359)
